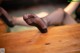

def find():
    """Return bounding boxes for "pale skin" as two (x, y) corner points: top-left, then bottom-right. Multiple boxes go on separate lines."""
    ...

(64, 2), (80, 15)
(1, 0), (80, 26)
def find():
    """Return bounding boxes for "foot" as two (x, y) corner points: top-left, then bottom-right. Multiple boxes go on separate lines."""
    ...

(23, 14), (47, 33)
(0, 7), (14, 27)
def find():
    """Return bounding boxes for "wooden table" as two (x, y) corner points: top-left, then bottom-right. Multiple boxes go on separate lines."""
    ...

(0, 24), (80, 53)
(0, 19), (7, 34)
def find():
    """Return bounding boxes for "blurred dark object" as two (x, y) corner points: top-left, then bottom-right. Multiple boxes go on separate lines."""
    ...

(0, 0), (68, 10)
(0, 0), (50, 10)
(75, 5), (80, 23)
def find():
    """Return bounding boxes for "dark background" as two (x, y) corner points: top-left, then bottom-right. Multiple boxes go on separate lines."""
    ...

(0, 0), (69, 10)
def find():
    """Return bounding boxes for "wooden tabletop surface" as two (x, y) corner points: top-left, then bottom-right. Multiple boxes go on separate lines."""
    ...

(0, 19), (7, 34)
(0, 24), (80, 53)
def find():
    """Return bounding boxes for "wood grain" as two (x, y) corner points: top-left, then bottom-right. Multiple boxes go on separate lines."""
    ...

(0, 24), (80, 53)
(0, 19), (7, 34)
